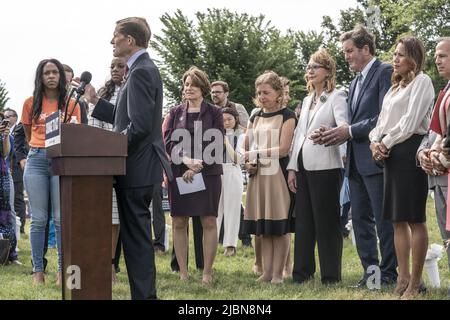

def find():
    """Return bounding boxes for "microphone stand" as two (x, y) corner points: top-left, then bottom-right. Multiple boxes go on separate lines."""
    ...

(66, 90), (84, 123)
(63, 87), (77, 123)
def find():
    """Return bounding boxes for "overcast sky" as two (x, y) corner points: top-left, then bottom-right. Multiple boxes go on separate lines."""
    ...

(0, 0), (357, 116)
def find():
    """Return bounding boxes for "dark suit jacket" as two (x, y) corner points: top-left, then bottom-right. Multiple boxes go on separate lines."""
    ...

(346, 59), (393, 176)
(92, 52), (171, 188)
(163, 101), (224, 178)
(79, 99), (89, 124)
(11, 123), (29, 183)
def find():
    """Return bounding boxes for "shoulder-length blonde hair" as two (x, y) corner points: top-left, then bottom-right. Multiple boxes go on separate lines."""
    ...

(305, 49), (336, 94)
(391, 36), (425, 90)
(252, 70), (284, 108)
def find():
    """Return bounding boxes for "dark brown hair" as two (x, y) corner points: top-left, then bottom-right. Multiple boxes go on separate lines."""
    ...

(62, 64), (74, 78)
(211, 81), (229, 93)
(222, 107), (240, 130)
(391, 36), (425, 89)
(182, 66), (211, 98)
(340, 24), (376, 56)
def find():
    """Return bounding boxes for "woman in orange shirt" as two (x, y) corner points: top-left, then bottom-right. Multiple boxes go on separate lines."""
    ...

(21, 58), (81, 284)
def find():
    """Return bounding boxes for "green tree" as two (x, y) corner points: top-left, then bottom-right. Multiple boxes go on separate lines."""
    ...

(289, 30), (324, 98)
(320, 8), (366, 87)
(0, 79), (9, 111)
(152, 8), (303, 111)
(321, 0), (450, 92)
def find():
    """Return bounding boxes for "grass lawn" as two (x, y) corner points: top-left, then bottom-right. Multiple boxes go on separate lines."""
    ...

(0, 196), (449, 300)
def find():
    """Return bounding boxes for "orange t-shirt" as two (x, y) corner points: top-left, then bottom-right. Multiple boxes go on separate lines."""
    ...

(21, 96), (81, 148)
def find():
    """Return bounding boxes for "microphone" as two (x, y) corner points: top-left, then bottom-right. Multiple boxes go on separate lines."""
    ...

(63, 71), (91, 123)
(75, 71), (92, 96)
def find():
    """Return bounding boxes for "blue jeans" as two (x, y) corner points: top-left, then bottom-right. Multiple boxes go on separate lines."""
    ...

(23, 147), (61, 272)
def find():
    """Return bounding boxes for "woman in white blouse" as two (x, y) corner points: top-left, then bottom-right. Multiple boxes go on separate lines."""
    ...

(287, 49), (348, 284)
(369, 36), (435, 299)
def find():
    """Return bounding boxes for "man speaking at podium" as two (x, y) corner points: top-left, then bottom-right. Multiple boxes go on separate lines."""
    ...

(84, 17), (171, 300)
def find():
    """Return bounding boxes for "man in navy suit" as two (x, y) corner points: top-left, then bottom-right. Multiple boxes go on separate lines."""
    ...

(85, 17), (171, 300)
(315, 25), (397, 287)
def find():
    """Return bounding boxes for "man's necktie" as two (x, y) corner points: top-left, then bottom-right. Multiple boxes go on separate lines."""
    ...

(351, 74), (363, 112)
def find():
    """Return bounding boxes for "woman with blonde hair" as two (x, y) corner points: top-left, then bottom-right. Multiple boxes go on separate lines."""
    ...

(287, 49), (348, 284)
(242, 71), (296, 284)
(370, 36), (434, 299)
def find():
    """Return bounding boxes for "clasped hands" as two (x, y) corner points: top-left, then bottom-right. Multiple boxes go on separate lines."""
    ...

(182, 157), (203, 183)
(418, 148), (448, 176)
(243, 150), (258, 176)
(370, 141), (389, 162)
(309, 124), (350, 146)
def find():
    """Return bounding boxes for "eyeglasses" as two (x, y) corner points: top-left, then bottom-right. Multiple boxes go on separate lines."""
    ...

(306, 64), (327, 71)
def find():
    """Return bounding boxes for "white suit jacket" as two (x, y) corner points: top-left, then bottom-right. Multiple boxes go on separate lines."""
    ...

(287, 89), (349, 171)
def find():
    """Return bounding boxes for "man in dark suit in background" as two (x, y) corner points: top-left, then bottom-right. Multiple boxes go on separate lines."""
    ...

(314, 25), (397, 288)
(84, 17), (171, 300)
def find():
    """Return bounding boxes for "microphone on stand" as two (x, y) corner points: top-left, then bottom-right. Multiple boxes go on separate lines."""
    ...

(64, 71), (92, 123)
(75, 71), (92, 96)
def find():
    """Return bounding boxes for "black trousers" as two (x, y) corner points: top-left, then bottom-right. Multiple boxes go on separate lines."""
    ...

(293, 156), (343, 284)
(238, 204), (252, 245)
(14, 180), (26, 232)
(115, 185), (156, 300)
(151, 184), (166, 250)
(171, 216), (204, 271)
(348, 153), (397, 282)
(113, 233), (122, 270)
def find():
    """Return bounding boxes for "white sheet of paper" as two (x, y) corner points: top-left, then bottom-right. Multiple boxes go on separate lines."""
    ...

(176, 173), (206, 195)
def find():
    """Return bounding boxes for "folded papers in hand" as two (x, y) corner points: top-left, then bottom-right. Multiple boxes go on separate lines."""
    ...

(176, 173), (206, 195)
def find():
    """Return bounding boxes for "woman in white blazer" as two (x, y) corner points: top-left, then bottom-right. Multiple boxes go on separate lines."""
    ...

(287, 49), (349, 284)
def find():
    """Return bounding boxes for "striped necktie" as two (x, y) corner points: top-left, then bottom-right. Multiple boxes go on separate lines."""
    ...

(444, 81), (450, 93)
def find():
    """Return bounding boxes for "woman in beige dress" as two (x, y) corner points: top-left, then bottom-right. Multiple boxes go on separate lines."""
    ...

(242, 71), (296, 284)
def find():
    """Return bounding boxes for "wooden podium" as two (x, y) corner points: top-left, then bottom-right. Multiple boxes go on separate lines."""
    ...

(46, 123), (127, 300)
